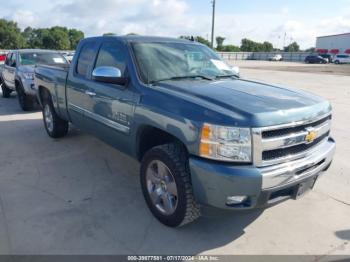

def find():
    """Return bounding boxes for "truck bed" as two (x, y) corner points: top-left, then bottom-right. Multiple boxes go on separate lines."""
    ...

(34, 64), (70, 120)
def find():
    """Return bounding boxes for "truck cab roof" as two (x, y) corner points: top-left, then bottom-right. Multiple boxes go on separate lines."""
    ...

(84, 35), (202, 45)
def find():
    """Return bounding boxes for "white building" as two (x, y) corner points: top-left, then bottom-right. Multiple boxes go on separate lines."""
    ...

(316, 33), (350, 54)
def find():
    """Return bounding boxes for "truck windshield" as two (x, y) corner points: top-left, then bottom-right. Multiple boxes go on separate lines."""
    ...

(19, 52), (68, 66)
(131, 42), (236, 84)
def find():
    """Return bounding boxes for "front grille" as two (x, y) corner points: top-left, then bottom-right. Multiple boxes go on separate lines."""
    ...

(253, 113), (332, 166)
(262, 115), (331, 139)
(262, 131), (329, 161)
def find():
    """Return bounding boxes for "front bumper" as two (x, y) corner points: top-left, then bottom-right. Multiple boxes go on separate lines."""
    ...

(189, 137), (335, 210)
(21, 78), (36, 96)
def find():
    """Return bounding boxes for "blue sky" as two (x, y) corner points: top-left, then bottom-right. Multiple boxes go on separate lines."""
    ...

(2, 0), (350, 49)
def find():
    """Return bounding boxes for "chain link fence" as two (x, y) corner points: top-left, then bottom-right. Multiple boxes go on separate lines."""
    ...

(217, 52), (310, 62)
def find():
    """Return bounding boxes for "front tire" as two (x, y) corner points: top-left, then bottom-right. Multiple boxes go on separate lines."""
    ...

(1, 81), (12, 98)
(16, 83), (34, 111)
(140, 143), (200, 227)
(42, 93), (69, 138)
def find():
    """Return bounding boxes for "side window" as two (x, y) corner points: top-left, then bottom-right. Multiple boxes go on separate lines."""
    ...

(76, 42), (97, 78)
(5, 53), (12, 66)
(94, 42), (126, 76)
(10, 53), (17, 67)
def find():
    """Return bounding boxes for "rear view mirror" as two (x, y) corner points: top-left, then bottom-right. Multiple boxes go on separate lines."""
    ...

(92, 66), (127, 85)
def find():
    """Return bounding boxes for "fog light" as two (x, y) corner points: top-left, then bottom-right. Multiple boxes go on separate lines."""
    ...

(226, 195), (248, 205)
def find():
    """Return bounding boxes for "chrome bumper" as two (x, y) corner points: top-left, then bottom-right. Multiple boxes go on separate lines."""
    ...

(261, 137), (335, 189)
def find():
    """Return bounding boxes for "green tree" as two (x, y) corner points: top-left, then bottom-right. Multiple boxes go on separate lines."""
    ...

(68, 29), (84, 50)
(240, 38), (258, 51)
(0, 19), (25, 49)
(284, 41), (300, 52)
(262, 41), (274, 52)
(221, 45), (240, 52)
(305, 47), (315, 53)
(215, 36), (225, 51)
(42, 26), (70, 50)
(240, 38), (274, 52)
(179, 36), (211, 47)
(195, 36), (210, 47)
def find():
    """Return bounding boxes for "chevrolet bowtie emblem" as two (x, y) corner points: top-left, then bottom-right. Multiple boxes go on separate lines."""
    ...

(305, 128), (318, 143)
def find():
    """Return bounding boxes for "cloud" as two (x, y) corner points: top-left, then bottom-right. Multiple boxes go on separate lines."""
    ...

(2, 0), (350, 49)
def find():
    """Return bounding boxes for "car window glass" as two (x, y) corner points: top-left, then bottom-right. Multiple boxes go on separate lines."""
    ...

(5, 53), (12, 66)
(94, 42), (126, 76)
(76, 42), (97, 77)
(10, 53), (16, 67)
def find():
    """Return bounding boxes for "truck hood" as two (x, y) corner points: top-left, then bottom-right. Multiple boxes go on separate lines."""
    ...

(156, 78), (331, 127)
(18, 65), (35, 73)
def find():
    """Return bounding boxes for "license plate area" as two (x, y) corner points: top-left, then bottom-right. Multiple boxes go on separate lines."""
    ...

(293, 176), (318, 199)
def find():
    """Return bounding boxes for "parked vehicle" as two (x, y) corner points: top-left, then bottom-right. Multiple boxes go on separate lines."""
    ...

(61, 51), (75, 63)
(34, 36), (335, 227)
(269, 54), (283, 61)
(333, 54), (350, 64)
(0, 53), (6, 64)
(319, 54), (333, 63)
(0, 49), (68, 110)
(304, 55), (328, 64)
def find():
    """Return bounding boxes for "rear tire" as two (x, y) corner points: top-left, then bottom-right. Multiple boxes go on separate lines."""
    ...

(42, 92), (69, 138)
(140, 143), (200, 227)
(335, 60), (340, 64)
(16, 83), (34, 111)
(1, 81), (12, 98)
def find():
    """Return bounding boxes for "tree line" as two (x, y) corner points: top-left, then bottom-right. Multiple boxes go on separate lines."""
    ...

(180, 35), (301, 52)
(0, 19), (84, 50)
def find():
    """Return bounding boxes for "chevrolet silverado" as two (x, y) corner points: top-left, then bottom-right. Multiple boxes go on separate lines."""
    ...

(34, 36), (335, 227)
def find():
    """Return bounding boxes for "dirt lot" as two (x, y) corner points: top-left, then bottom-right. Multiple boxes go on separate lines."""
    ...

(231, 60), (350, 76)
(0, 65), (349, 257)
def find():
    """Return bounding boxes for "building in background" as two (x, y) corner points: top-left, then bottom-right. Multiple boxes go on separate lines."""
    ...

(316, 33), (350, 55)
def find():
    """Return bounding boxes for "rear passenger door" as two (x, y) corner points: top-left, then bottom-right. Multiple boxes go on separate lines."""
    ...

(3, 52), (16, 89)
(84, 40), (137, 152)
(66, 41), (99, 129)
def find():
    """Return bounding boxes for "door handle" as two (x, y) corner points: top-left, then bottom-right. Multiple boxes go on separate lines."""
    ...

(85, 91), (96, 97)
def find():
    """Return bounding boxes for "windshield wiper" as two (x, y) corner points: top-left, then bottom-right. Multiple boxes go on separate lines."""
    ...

(150, 75), (214, 85)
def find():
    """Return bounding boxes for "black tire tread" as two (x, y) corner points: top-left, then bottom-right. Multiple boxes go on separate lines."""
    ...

(42, 92), (69, 138)
(1, 81), (12, 98)
(16, 83), (34, 111)
(141, 143), (200, 227)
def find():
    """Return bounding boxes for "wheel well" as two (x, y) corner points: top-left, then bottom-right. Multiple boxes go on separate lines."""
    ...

(137, 126), (186, 161)
(38, 86), (50, 103)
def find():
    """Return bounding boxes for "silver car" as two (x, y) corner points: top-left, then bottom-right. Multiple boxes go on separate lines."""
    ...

(0, 49), (68, 111)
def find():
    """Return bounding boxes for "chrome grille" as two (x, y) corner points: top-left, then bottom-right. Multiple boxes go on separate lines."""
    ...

(252, 113), (332, 167)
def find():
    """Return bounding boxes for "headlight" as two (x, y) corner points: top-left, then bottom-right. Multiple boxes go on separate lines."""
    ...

(199, 123), (252, 162)
(23, 72), (34, 80)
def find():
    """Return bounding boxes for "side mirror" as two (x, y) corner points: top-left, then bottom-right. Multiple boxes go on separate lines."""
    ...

(92, 66), (127, 85)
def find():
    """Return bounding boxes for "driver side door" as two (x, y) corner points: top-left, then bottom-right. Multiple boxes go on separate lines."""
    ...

(84, 40), (137, 153)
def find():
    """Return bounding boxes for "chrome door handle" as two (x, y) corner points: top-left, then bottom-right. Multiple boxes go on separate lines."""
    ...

(85, 91), (96, 96)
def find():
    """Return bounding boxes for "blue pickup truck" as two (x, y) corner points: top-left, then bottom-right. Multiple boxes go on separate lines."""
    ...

(34, 36), (335, 227)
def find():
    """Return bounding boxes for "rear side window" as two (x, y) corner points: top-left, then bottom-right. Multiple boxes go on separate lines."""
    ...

(9, 53), (16, 67)
(76, 42), (97, 77)
(5, 53), (12, 66)
(94, 42), (126, 76)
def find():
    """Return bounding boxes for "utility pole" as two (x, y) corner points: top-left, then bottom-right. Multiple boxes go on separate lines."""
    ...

(283, 32), (287, 50)
(211, 0), (216, 48)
